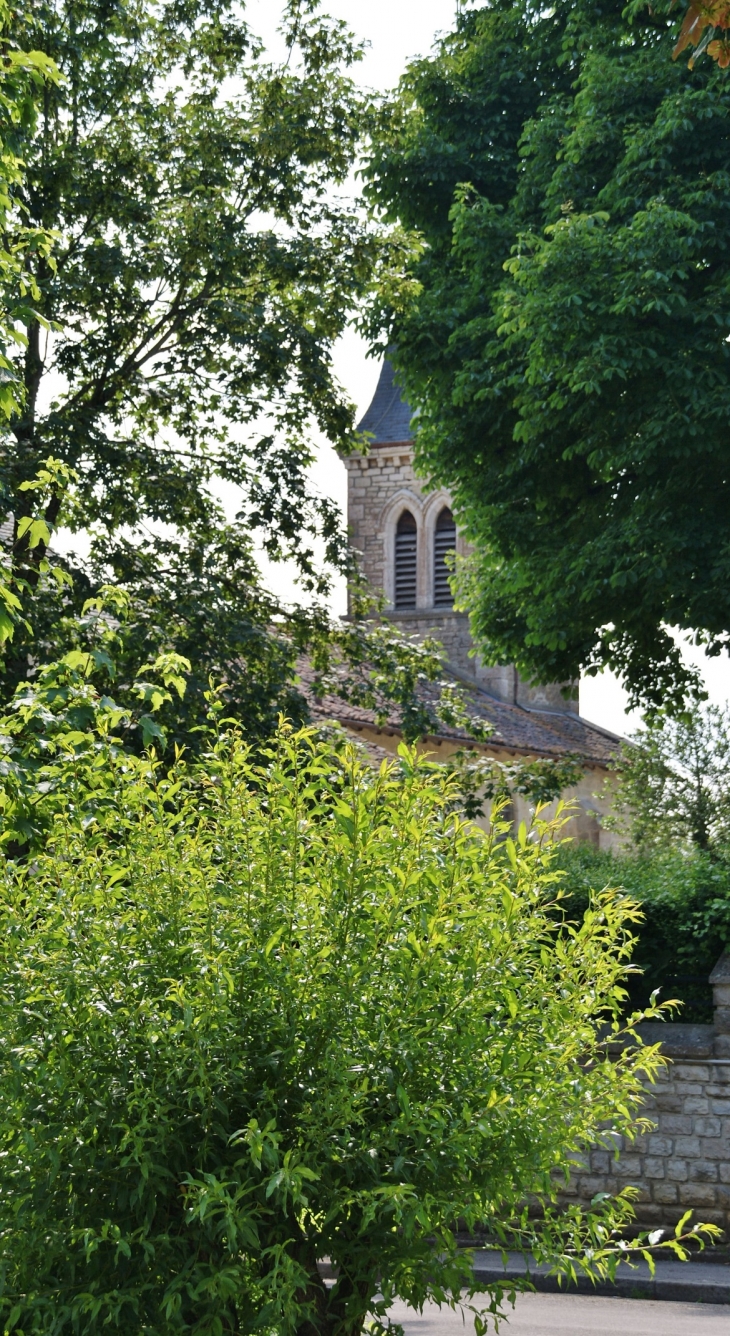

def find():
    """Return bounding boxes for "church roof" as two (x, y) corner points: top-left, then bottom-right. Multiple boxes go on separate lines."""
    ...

(357, 359), (413, 445)
(297, 660), (620, 766)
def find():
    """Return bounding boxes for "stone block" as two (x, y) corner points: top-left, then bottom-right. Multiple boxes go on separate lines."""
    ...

(571, 1153), (590, 1172)
(614, 1154), (643, 1175)
(667, 1159), (689, 1181)
(717, 1184), (730, 1209)
(720, 1164), (730, 1184)
(643, 1157), (666, 1179)
(578, 1176), (611, 1198)
(711, 1099), (730, 1115)
(653, 1094), (684, 1114)
(683, 1096), (711, 1115)
(652, 1182), (679, 1205)
(648, 1135), (673, 1156)
(679, 1182), (717, 1206)
(700, 1138), (730, 1160)
(673, 1135), (702, 1157)
(632, 1203), (664, 1223)
(692, 1116), (722, 1138)
(659, 1206), (689, 1227)
(690, 1160), (719, 1183)
(655, 1207), (689, 1223)
(673, 1064), (710, 1082)
(590, 1151), (611, 1174)
(659, 1114), (692, 1135)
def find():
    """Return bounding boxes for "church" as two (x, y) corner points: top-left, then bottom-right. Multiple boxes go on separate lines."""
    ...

(302, 360), (622, 848)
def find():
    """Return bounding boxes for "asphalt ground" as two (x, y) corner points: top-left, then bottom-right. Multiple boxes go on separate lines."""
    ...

(469, 1249), (730, 1305)
(389, 1292), (730, 1335)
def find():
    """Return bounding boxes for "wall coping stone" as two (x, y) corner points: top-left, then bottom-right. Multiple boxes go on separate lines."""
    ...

(634, 1022), (716, 1058)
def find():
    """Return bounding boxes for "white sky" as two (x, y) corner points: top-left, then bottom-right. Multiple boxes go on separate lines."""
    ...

(243, 0), (730, 738)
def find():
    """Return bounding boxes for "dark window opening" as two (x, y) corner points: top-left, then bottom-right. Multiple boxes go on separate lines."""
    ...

(434, 507), (456, 607)
(394, 510), (417, 609)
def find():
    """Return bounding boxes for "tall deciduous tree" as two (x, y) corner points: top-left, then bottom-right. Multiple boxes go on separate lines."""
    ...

(607, 701), (730, 853)
(0, 0), (60, 646)
(6, 0), (368, 577)
(366, 0), (730, 713)
(0, 0), (468, 746)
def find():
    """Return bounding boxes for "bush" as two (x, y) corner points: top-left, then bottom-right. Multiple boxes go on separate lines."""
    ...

(555, 844), (730, 1023)
(0, 723), (686, 1334)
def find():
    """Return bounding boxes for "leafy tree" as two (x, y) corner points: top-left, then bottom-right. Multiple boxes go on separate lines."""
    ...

(0, 0), (477, 749)
(366, 0), (730, 713)
(5, 0), (368, 583)
(0, 716), (714, 1333)
(0, 1), (58, 425)
(0, 5), (60, 648)
(605, 701), (730, 853)
(0, 539), (502, 847)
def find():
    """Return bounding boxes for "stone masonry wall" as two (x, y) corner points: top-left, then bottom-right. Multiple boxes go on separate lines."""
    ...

(562, 1053), (730, 1236)
(561, 954), (730, 1239)
(345, 444), (577, 711)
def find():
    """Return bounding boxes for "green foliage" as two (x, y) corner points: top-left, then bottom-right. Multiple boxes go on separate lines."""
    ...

(553, 701), (730, 1022)
(444, 749), (584, 822)
(5, 0), (373, 585)
(4, 518), (315, 754)
(0, 0), (374, 738)
(0, 19), (60, 647)
(0, 568), (495, 859)
(0, 1), (59, 422)
(0, 588), (194, 849)
(0, 1), (480, 753)
(605, 701), (730, 853)
(367, 0), (730, 712)
(4, 555), (492, 772)
(0, 722), (714, 1333)
(555, 842), (730, 1022)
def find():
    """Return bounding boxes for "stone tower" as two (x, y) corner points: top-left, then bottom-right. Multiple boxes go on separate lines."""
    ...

(345, 360), (578, 715)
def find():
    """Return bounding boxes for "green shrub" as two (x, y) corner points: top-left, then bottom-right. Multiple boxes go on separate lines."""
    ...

(555, 844), (730, 1023)
(0, 723), (691, 1334)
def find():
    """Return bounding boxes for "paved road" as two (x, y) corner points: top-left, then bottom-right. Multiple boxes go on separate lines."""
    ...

(389, 1293), (730, 1335)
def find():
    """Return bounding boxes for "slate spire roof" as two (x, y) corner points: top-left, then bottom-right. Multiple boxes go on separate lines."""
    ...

(357, 359), (413, 446)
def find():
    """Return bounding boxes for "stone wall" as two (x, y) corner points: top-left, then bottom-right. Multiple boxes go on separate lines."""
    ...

(562, 953), (730, 1238)
(344, 444), (578, 711)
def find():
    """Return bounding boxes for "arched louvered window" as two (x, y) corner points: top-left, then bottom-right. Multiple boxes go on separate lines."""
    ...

(394, 509), (417, 609)
(434, 507), (456, 607)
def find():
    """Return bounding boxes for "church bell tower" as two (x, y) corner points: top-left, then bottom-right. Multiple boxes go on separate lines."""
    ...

(345, 360), (578, 715)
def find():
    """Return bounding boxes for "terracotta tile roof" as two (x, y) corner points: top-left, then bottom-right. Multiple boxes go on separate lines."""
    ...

(297, 661), (621, 766)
